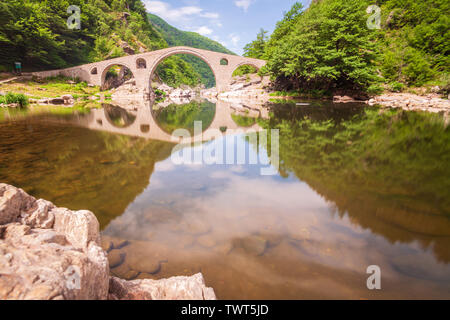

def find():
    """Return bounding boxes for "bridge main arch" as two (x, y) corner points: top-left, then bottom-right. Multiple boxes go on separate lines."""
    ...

(144, 47), (220, 94)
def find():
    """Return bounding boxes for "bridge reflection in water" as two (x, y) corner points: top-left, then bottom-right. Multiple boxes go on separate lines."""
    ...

(71, 99), (269, 143)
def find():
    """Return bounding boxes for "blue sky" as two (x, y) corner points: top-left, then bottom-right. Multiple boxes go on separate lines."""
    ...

(143, 0), (312, 55)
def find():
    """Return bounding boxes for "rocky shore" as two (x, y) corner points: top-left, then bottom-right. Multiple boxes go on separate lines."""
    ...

(200, 73), (450, 116)
(366, 92), (450, 114)
(0, 184), (216, 300)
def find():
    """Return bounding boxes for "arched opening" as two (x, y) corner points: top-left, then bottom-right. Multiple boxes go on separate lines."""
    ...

(103, 104), (137, 128)
(101, 64), (134, 91)
(232, 64), (259, 78)
(140, 124), (150, 133)
(91, 67), (98, 75)
(136, 58), (147, 69)
(149, 50), (217, 100)
(230, 64), (261, 90)
(220, 58), (229, 66)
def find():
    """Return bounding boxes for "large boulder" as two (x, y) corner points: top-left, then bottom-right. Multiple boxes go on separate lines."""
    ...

(108, 273), (216, 300)
(0, 184), (109, 300)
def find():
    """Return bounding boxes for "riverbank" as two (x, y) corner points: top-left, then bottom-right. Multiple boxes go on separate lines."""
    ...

(2, 74), (449, 117)
(0, 184), (216, 300)
(200, 73), (450, 116)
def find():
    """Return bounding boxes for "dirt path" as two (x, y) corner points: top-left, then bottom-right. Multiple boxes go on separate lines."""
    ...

(0, 76), (19, 84)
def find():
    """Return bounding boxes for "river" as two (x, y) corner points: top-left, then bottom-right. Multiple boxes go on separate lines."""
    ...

(0, 99), (449, 299)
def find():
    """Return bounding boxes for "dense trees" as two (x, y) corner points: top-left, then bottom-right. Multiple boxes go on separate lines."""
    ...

(378, 0), (449, 87)
(243, 28), (268, 59)
(244, 0), (449, 93)
(263, 0), (379, 92)
(0, 0), (166, 70)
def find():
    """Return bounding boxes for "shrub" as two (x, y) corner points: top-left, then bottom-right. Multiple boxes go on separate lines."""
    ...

(0, 92), (29, 107)
(389, 82), (405, 92)
(367, 84), (384, 95)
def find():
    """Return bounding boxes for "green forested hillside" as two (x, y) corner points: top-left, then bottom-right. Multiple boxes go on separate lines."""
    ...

(0, 0), (166, 70)
(148, 13), (235, 88)
(148, 13), (234, 53)
(244, 0), (449, 95)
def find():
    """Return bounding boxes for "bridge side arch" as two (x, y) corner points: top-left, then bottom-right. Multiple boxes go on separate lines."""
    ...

(230, 61), (263, 77)
(100, 61), (136, 90)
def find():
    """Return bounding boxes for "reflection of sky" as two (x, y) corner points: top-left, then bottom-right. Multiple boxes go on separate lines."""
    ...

(104, 134), (450, 297)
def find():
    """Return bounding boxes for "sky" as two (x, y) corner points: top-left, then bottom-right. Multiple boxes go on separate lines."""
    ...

(143, 0), (312, 55)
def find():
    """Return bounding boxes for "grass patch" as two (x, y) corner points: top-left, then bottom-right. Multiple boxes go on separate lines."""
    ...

(269, 90), (301, 97)
(0, 78), (101, 99)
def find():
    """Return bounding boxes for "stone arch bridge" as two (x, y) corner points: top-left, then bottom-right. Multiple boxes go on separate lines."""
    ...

(31, 46), (266, 97)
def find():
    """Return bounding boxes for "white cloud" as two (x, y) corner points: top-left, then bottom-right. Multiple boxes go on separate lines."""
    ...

(200, 12), (220, 19)
(144, 1), (220, 23)
(212, 35), (227, 47)
(194, 26), (213, 36)
(229, 34), (240, 46)
(234, 0), (254, 12)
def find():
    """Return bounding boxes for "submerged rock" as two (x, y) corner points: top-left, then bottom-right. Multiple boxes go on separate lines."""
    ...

(108, 250), (126, 269)
(196, 234), (217, 249)
(239, 235), (268, 256)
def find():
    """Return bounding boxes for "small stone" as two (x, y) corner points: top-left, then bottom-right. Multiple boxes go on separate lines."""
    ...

(240, 235), (267, 256)
(112, 266), (140, 281)
(175, 234), (196, 249)
(48, 98), (65, 104)
(213, 241), (233, 255)
(133, 260), (161, 275)
(260, 233), (283, 248)
(101, 235), (114, 253)
(289, 227), (311, 241)
(113, 239), (130, 250)
(184, 220), (212, 236)
(108, 250), (126, 269)
(196, 234), (217, 248)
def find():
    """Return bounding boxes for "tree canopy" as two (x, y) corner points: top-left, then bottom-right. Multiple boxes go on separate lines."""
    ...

(243, 0), (449, 92)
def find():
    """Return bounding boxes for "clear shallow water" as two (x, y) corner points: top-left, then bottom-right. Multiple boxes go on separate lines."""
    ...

(0, 100), (449, 299)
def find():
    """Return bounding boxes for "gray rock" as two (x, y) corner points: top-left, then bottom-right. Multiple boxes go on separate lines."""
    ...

(0, 184), (109, 300)
(108, 273), (216, 300)
(48, 98), (65, 104)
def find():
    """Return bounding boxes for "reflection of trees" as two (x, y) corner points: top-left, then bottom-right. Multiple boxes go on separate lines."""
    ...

(0, 121), (174, 228)
(153, 101), (216, 135)
(258, 105), (450, 262)
(231, 114), (256, 127)
(103, 104), (136, 128)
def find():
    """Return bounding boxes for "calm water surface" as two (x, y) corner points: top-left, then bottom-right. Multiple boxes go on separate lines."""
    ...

(0, 100), (449, 299)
